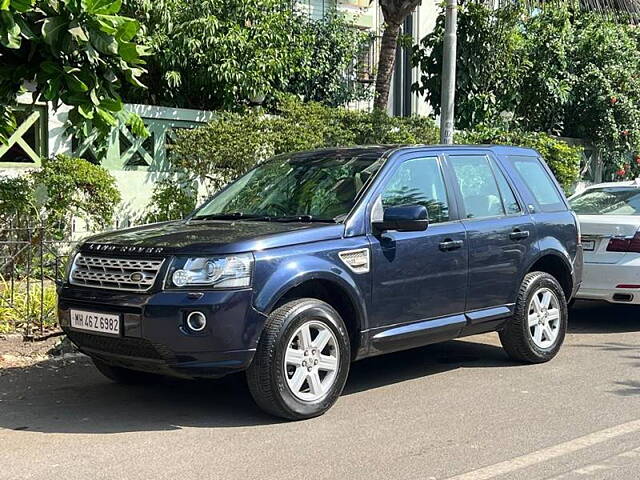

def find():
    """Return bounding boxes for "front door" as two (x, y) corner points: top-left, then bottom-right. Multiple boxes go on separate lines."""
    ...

(368, 154), (468, 353)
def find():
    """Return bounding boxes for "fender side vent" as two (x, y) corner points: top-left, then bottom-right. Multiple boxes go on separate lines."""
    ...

(339, 248), (370, 274)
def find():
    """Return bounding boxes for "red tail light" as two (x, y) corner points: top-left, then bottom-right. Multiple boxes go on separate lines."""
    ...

(607, 231), (640, 253)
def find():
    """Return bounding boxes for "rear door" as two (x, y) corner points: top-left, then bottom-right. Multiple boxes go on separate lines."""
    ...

(446, 152), (535, 314)
(505, 154), (580, 270)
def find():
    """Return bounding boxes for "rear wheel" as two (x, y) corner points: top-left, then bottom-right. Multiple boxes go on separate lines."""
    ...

(92, 358), (161, 384)
(247, 298), (351, 420)
(499, 272), (568, 363)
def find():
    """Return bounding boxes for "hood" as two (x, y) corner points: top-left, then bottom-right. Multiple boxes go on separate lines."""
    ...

(81, 220), (344, 255)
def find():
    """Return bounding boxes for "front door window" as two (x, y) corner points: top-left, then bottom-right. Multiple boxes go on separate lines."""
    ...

(380, 157), (450, 224)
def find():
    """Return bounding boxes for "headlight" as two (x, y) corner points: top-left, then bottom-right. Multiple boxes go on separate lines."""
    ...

(167, 254), (253, 289)
(65, 245), (81, 282)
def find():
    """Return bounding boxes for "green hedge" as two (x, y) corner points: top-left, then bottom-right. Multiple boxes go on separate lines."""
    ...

(457, 126), (582, 192)
(0, 155), (121, 235)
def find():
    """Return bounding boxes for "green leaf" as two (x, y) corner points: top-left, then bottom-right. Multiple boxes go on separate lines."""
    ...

(0, 0), (9, 11)
(118, 41), (144, 64)
(14, 15), (35, 39)
(100, 97), (123, 112)
(89, 88), (100, 106)
(10, 0), (34, 13)
(42, 77), (62, 101)
(83, 0), (121, 15)
(126, 113), (149, 137)
(121, 63), (145, 88)
(91, 29), (118, 54)
(115, 18), (138, 42)
(77, 103), (95, 119)
(84, 43), (100, 63)
(65, 74), (89, 93)
(95, 15), (117, 34)
(40, 61), (63, 74)
(0, 11), (20, 49)
(69, 24), (88, 42)
(95, 107), (117, 126)
(41, 16), (67, 47)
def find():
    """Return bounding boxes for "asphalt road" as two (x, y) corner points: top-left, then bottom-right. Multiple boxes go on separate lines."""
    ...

(1, 300), (640, 480)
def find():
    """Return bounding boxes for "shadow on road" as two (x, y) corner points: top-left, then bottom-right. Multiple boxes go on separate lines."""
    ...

(0, 338), (513, 433)
(569, 300), (640, 334)
(613, 380), (640, 396)
(2, 300), (636, 433)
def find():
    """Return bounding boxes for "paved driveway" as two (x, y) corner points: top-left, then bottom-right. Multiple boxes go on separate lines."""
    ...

(1, 300), (640, 480)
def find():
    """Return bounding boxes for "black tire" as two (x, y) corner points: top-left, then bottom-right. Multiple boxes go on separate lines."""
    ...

(499, 271), (568, 364)
(246, 298), (351, 420)
(92, 357), (160, 384)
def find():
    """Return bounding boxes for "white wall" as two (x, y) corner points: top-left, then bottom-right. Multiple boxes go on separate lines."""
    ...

(412, 0), (439, 117)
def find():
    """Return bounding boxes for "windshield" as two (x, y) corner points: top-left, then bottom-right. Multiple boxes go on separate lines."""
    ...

(569, 187), (640, 215)
(192, 152), (384, 222)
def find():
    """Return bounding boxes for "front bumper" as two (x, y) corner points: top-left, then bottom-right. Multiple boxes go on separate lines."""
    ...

(58, 285), (268, 378)
(576, 257), (640, 304)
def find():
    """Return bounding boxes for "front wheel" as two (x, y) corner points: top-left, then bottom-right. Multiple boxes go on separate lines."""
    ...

(247, 298), (351, 420)
(499, 272), (568, 363)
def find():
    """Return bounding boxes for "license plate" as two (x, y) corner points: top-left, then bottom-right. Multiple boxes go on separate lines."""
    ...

(583, 240), (596, 251)
(70, 309), (120, 336)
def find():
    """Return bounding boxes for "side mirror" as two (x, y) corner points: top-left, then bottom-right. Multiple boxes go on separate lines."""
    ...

(373, 205), (429, 232)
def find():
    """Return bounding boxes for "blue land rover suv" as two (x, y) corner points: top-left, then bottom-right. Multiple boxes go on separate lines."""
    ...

(58, 145), (583, 419)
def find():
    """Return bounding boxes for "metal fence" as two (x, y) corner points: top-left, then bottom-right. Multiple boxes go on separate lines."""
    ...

(0, 216), (76, 338)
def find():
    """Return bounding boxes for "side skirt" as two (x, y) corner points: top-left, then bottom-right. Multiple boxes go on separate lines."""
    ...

(362, 305), (514, 358)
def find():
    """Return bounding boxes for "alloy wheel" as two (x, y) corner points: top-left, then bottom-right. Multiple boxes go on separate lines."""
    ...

(528, 287), (561, 349)
(284, 321), (340, 402)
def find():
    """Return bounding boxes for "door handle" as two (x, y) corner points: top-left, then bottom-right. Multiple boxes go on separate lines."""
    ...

(439, 239), (464, 251)
(509, 229), (530, 240)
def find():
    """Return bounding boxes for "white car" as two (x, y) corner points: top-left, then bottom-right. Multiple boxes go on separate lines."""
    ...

(569, 179), (640, 304)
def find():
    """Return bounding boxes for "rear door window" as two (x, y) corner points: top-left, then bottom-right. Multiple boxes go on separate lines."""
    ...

(510, 156), (565, 212)
(449, 155), (505, 219)
(493, 163), (521, 215)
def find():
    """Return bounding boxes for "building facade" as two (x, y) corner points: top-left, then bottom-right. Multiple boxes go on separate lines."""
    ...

(297, 0), (439, 117)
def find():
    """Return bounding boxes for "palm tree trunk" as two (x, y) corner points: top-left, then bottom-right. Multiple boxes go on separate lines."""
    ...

(373, 21), (402, 112)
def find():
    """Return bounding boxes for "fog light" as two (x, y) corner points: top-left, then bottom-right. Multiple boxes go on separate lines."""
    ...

(186, 311), (207, 332)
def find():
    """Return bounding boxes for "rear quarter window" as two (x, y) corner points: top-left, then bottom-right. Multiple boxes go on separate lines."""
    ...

(509, 155), (566, 212)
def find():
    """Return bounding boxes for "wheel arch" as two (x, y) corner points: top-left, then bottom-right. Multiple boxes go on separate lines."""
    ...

(525, 251), (573, 300)
(262, 275), (365, 360)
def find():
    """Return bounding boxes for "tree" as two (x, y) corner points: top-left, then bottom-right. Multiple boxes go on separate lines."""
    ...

(412, 2), (640, 178)
(121, 0), (371, 110)
(0, 0), (148, 144)
(373, 0), (422, 111)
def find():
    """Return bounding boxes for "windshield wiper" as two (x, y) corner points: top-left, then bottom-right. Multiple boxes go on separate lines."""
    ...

(193, 212), (336, 223)
(270, 215), (336, 223)
(193, 212), (269, 221)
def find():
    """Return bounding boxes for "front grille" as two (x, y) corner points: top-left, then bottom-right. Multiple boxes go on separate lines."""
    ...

(70, 254), (165, 292)
(67, 331), (172, 361)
